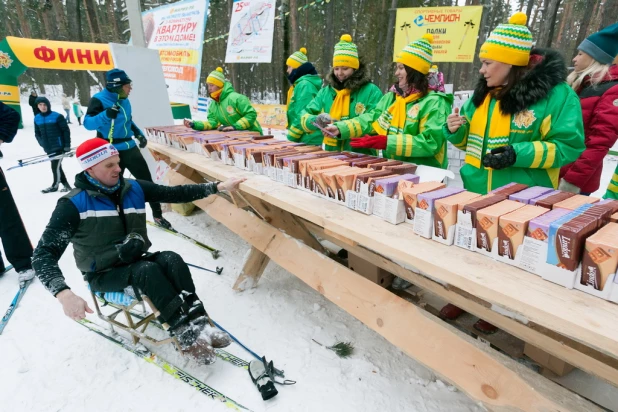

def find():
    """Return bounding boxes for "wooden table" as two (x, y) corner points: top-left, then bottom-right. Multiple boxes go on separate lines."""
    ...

(150, 141), (616, 411)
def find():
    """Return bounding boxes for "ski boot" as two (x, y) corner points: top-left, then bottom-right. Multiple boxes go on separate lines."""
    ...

(199, 325), (232, 349)
(41, 185), (59, 194)
(154, 216), (173, 230)
(249, 357), (279, 401)
(60, 184), (72, 192)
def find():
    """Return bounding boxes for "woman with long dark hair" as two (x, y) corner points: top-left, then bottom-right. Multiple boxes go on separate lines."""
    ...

(324, 34), (452, 167)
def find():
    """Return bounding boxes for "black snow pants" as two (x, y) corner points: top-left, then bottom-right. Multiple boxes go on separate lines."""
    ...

(87, 251), (196, 324)
(118, 146), (162, 219)
(0, 167), (33, 272)
(50, 158), (69, 187)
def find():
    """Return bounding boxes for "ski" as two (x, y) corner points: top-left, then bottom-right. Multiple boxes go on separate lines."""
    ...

(0, 278), (32, 335)
(8, 152), (74, 171)
(1, 264), (14, 275)
(95, 296), (250, 370)
(77, 318), (252, 411)
(147, 220), (221, 259)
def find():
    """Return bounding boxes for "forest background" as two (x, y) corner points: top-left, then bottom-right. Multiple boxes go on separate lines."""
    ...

(1, 0), (616, 104)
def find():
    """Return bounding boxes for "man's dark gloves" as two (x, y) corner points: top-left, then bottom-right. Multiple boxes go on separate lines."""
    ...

(482, 145), (517, 170)
(136, 135), (147, 148)
(116, 233), (145, 263)
(106, 105), (119, 120)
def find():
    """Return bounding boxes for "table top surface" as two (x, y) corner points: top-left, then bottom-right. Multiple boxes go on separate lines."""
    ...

(150, 142), (618, 361)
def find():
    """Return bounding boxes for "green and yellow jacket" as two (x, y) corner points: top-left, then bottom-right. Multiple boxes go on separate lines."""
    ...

(446, 49), (585, 194)
(334, 87), (452, 168)
(286, 65), (323, 145)
(300, 63), (383, 152)
(193, 82), (263, 134)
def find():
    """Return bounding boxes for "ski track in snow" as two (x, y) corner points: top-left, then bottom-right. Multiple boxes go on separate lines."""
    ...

(0, 95), (523, 412)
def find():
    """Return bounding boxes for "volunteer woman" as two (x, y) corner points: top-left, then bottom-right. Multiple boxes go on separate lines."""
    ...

(558, 23), (618, 196)
(442, 13), (585, 334)
(285, 47), (323, 145)
(446, 13), (584, 196)
(184, 67), (263, 134)
(302, 34), (383, 152)
(325, 34), (452, 165)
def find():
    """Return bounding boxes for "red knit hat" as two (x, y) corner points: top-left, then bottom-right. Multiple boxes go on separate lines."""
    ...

(76, 138), (119, 170)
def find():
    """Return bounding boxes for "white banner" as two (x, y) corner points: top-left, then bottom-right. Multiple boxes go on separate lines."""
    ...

(225, 0), (276, 63)
(142, 0), (209, 107)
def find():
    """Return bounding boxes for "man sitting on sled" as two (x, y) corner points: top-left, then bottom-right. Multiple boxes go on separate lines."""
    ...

(32, 137), (244, 364)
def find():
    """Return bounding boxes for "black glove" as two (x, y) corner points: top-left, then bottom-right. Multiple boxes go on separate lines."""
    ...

(106, 105), (119, 120)
(136, 135), (147, 148)
(482, 145), (517, 170)
(116, 233), (145, 263)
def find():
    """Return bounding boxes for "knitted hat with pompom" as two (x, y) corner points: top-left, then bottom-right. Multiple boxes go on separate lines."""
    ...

(479, 12), (534, 66)
(206, 67), (226, 88)
(287, 47), (309, 69)
(395, 34), (434, 75)
(333, 34), (359, 69)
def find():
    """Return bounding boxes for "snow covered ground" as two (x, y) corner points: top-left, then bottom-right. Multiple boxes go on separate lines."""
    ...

(0, 98), (484, 411)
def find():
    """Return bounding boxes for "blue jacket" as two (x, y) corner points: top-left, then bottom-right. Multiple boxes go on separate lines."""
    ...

(83, 89), (144, 151)
(34, 97), (71, 155)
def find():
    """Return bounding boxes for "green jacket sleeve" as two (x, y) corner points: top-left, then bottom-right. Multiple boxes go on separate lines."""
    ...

(300, 87), (330, 134)
(231, 94), (258, 131)
(287, 82), (317, 142)
(444, 99), (473, 150)
(385, 95), (450, 158)
(336, 92), (393, 140)
(193, 104), (219, 131)
(512, 84), (585, 169)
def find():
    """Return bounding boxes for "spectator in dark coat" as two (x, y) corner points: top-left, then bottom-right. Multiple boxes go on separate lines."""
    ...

(34, 97), (72, 193)
(28, 91), (39, 116)
(0, 102), (36, 285)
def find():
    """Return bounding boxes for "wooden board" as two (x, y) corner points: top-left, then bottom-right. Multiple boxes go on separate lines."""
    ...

(150, 143), (618, 375)
(164, 167), (598, 410)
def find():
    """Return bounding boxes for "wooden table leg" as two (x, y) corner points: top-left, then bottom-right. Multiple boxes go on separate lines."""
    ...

(233, 246), (270, 291)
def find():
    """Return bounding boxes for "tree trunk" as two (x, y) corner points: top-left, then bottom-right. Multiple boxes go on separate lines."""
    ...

(106, 0), (120, 42)
(600, 0), (618, 29)
(572, 0), (597, 56)
(289, 0), (300, 51)
(554, 0), (572, 48)
(51, 0), (70, 40)
(381, 0), (398, 91)
(536, 0), (562, 47)
(83, 0), (103, 42)
(14, 0), (32, 38)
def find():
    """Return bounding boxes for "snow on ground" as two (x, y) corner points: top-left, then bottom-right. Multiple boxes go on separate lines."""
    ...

(0, 98), (484, 411)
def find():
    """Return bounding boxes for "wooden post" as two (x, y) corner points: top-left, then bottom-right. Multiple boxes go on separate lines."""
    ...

(234, 246), (271, 291)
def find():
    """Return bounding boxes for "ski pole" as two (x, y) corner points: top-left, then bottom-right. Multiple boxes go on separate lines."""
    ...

(8, 152), (75, 171)
(211, 320), (285, 377)
(186, 262), (223, 275)
(18, 146), (78, 164)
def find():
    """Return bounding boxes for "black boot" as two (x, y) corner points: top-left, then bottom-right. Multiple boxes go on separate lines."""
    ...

(41, 185), (59, 194)
(60, 184), (72, 192)
(154, 216), (173, 230)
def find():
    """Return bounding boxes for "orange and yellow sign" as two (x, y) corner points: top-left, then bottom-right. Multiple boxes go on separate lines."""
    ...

(6, 37), (114, 71)
(255, 104), (287, 129)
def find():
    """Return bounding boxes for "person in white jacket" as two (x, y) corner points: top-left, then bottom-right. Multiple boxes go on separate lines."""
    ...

(61, 94), (72, 124)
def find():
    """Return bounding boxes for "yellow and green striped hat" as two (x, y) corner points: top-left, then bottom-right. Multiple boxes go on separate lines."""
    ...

(333, 34), (359, 69)
(206, 67), (225, 88)
(479, 12), (533, 66)
(287, 47), (308, 69)
(395, 34), (433, 75)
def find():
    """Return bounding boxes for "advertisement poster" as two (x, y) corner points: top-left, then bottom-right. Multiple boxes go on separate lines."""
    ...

(225, 0), (276, 63)
(394, 6), (483, 63)
(142, 0), (209, 107)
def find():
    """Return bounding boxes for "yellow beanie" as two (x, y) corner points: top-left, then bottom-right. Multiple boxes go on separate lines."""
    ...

(479, 13), (533, 66)
(287, 47), (308, 69)
(206, 67), (225, 88)
(395, 34), (433, 75)
(333, 34), (359, 69)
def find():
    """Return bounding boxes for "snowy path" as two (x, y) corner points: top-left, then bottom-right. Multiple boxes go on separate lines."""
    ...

(0, 98), (484, 411)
